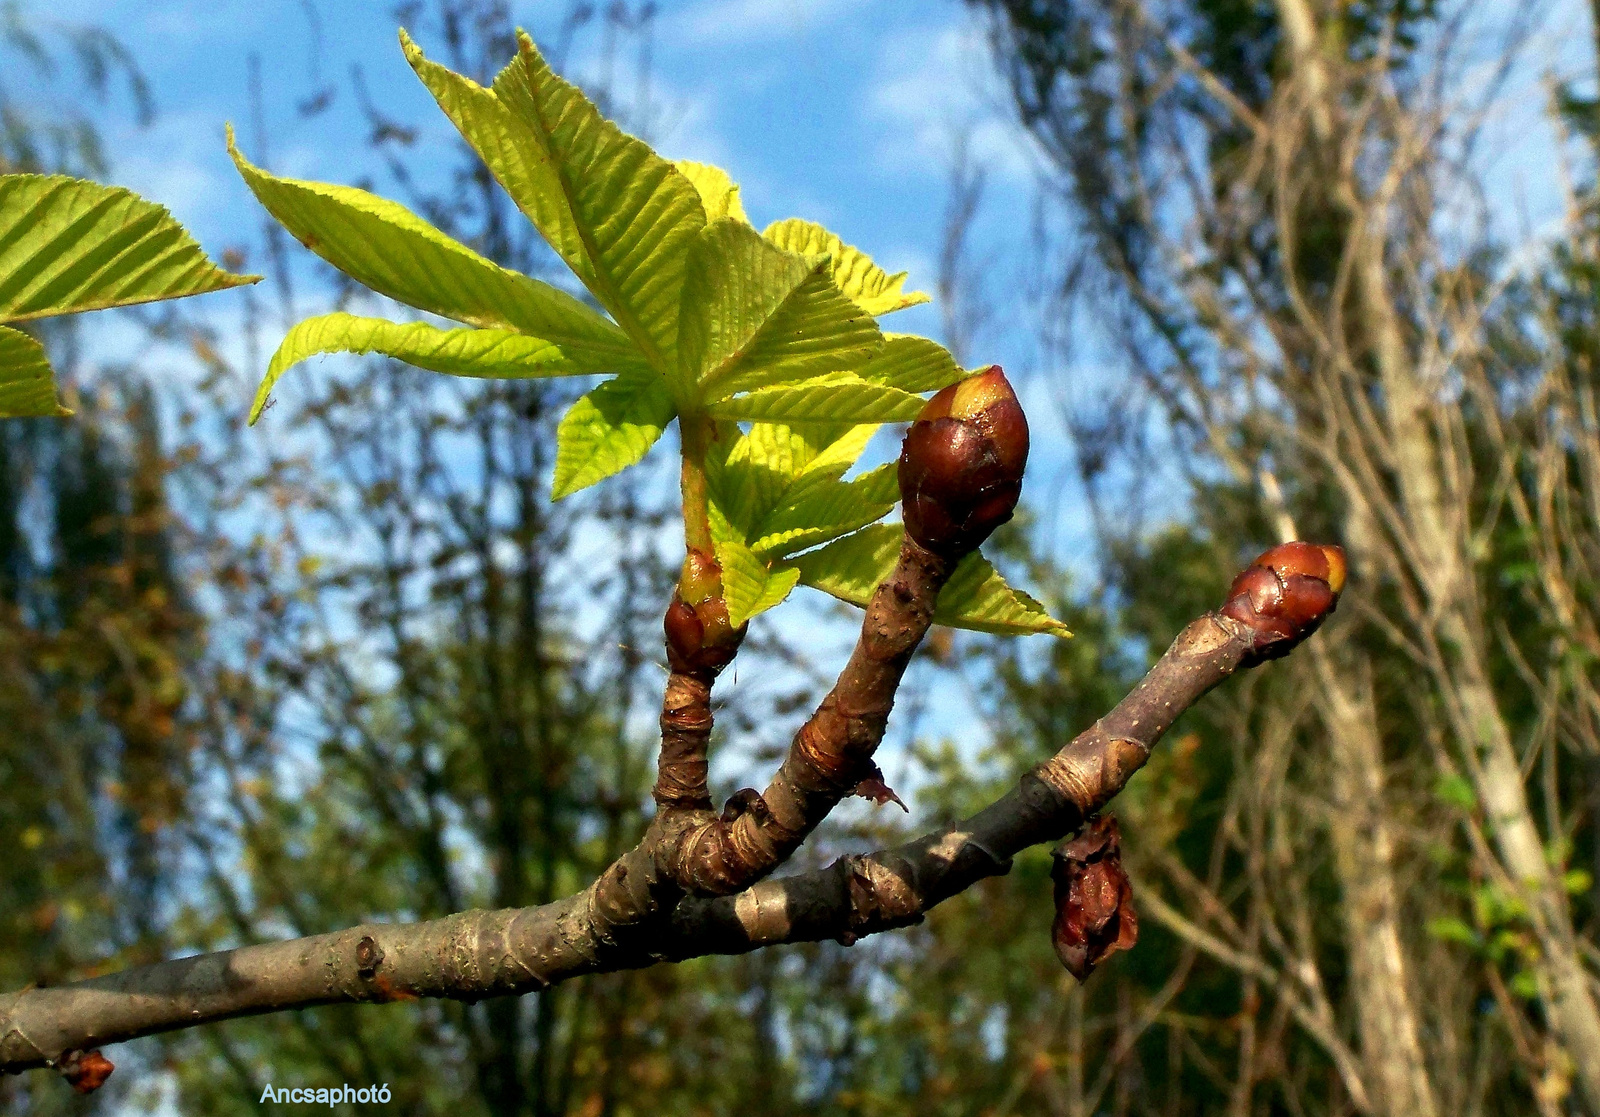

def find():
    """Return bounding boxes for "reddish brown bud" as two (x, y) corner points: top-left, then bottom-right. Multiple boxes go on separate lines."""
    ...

(664, 550), (746, 675)
(58, 1049), (114, 1094)
(1220, 541), (1346, 661)
(898, 365), (1029, 557)
(1051, 815), (1138, 982)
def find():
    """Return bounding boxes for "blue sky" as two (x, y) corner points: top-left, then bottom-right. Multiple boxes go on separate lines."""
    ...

(17, 0), (1600, 783)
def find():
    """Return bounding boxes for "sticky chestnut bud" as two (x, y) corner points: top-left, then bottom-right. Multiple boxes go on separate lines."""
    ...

(898, 365), (1030, 557)
(664, 549), (746, 675)
(1220, 541), (1346, 661)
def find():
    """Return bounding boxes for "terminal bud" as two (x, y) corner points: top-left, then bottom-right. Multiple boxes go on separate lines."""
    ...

(898, 365), (1029, 557)
(1220, 542), (1346, 661)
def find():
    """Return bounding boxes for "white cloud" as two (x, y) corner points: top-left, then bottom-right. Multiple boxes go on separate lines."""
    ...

(664, 0), (855, 48)
(869, 19), (1039, 186)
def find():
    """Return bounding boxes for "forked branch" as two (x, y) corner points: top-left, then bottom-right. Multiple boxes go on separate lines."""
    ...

(0, 540), (1343, 1083)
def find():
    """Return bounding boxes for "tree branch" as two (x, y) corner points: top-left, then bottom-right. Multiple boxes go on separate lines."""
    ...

(0, 541), (1341, 1081)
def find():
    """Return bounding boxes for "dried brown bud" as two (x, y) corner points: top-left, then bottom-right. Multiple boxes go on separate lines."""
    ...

(664, 550), (746, 675)
(1051, 815), (1138, 982)
(58, 1049), (114, 1094)
(852, 762), (908, 812)
(898, 365), (1029, 557)
(1219, 542), (1346, 662)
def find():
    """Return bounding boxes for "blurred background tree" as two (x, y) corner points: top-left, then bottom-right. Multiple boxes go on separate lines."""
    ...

(8, 0), (1600, 1114)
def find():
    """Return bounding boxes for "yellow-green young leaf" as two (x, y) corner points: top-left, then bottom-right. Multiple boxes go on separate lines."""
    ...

(680, 219), (882, 400)
(715, 537), (801, 627)
(228, 129), (636, 371)
(552, 371), (676, 499)
(753, 464), (899, 557)
(936, 550), (1071, 637)
(0, 174), (256, 323)
(763, 218), (929, 317)
(709, 372), (925, 424)
(860, 334), (967, 393)
(675, 161), (749, 223)
(708, 422), (810, 539)
(252, 313), (571, 423)
(0, 326), (69, 417)
(794, 524), (1071, 638)
(403, 31), (703, 370)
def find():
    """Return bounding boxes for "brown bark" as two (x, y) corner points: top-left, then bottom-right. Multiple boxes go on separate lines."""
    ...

(0, 550), (1331, 1080)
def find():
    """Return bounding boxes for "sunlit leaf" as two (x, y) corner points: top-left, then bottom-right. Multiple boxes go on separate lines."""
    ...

(403, 30), (703, 370)
(0, 173), (256, 323)
(676, 160), (749, 223)
(860, 334), (968, 393)
(552, 371), (676, 499)
(228, 129), (636, 371)
(794, 524), (1071, 637)
(252, 313), (572, 423)
(709, 373), (924, 424)
(680, 219), (882, 401)
(0, 326), (69, 417)
(763, 217), (929, 316)
(752, 464), (898, 557)
(715, 536), (802, 627)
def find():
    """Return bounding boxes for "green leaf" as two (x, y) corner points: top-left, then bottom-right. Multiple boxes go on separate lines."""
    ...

(552, 371), (676, 499)
(709, 372), (925, 424)
(753, 464), (899, 557)
(1425, 916), (1481, 948)
(794, 524), (1071, 637)
(676, 161), (749, 223)
(860, 334), (968, 393)
(0, 173), (256, 323)
(0, 326), (70, 417)
(227, 129), (636, 372)
(403, 30), (704, 370)
(763, 217), (929, 316)
(715, 537), (802, 627)
(935, 552), (1072, 637)
(708, 422), (811, 537)
(680, 219), (882, 400)
(252, 313), (572, 423)
(1435, 774), (1477, 811)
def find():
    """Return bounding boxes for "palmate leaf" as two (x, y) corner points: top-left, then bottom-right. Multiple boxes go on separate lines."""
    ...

(552, 371), (676, 499)
(714, 537), (802, 628)
(794, 524), (1071, 638)
(0, 173), (257, 420)
(675, 161), (749, 223)
(752, 464), (899, 557)
(0, 326), (69, 418)
(251, 313), (573, 423)
(705, 420), (899, 622)
(0, 174), (257, 323)
(403, 30), (704, 371)
(763, 218), (929, 317)
(680, 219), (882, 401)
(709, 372), (925, 424)
(228, 131), (637, 372)
(860, 334), (968, 393)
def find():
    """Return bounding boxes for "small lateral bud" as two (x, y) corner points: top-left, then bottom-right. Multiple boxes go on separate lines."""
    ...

(664, 550), (746, 675)
(1220, 541), (1346, 661)
(898, 365), (1029, 557)
(58, 1049), (114, 1094)
(1051, 815), (1138, 982)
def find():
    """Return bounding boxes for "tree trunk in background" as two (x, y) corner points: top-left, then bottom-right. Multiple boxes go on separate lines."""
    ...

(1317, 652), (1440, 1117)
(1274, 0), (1600, 1105)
